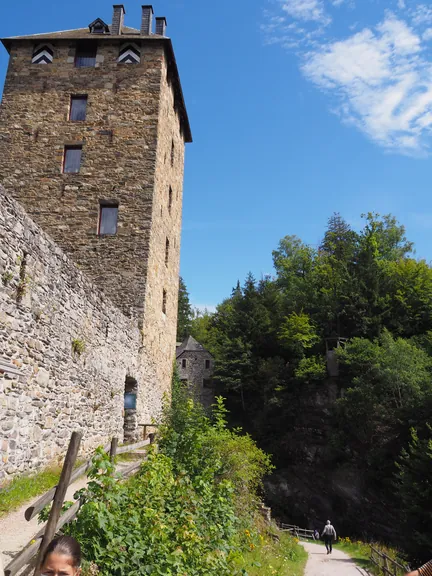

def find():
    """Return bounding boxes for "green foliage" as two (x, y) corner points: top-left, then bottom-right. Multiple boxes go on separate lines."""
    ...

(177, 276), (193, 341)
(294, 355), (326, 382)
(63, 373), (274, 575)
(395, 424), (432, 563)
(2, 270), (14, 285)
(71, 338), (86, 356)
(279, 312), (319, 356)
(191, 210), (432, 560)
(233, 531), (307, 576)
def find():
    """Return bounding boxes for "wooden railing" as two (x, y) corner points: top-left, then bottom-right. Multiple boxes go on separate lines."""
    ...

(370, 545), (410, 576)
(3, 432), (150, 576)
(278, 522), (316, 540)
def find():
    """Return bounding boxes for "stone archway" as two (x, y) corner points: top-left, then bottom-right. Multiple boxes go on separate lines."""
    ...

(123, 376), (138, 442)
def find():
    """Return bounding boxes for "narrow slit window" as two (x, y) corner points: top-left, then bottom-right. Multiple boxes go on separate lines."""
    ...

(182, 359), (187, 368)
(205, 360), (210, 369)
(99, 203), (119, 235)
(168, 187), (173, 214)
(162, 289), (167, 315)
(75, 43), (97, 68)
(171, 140), (175, 166)
(165, 238), (169, 266)
(70, 96), (88, 121)
(63, 146), (82, 173)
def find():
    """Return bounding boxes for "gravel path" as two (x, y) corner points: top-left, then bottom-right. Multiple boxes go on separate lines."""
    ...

(0, 476), (88, 569)
(301, 541), (369, 576)
(0, 460), (140, 570)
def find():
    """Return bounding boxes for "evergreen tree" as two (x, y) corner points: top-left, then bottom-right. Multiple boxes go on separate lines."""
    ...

(177, 276), (193, 341)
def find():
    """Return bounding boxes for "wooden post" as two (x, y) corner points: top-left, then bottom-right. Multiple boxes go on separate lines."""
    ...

(110, 438), (118, 462)
(143, 425), (147, 440)
(33, 432), (82, 576)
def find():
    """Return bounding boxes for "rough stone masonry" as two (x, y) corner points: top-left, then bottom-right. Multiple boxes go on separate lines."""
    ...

(0, 4), (192, 480)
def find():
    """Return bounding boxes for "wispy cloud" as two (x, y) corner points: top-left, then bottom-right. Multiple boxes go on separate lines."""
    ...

(280, 0), (330, 23)
(263, 1), (432, 155)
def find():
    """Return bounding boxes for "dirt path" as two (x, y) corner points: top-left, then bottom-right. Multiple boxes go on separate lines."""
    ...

(301, 541), (369, 576)
(0, 460), (140, 570)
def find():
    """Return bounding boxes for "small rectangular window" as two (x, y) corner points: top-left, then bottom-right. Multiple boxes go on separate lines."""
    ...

(205, 360), (210, 370)
(182, 359), (186, 368)
(165, 238), (169, 266)
(70, 96), (88, 121)
(162, 289), (167, 315)
(99, 203), (118, 235)
(168, 187), (173, 214)
(75, 43), (97, 68)
(63, 146), (82, 173)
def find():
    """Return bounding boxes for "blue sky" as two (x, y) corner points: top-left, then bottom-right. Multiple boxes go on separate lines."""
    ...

(2, 1), (432, 311)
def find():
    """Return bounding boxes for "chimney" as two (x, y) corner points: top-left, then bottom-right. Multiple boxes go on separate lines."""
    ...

(155, 17), (167, 37)
(112, 5), (126, 35)
(141, 5), (154, 35)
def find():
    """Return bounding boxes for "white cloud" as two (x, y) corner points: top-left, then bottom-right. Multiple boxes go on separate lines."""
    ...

(263, 1), (432, 154)
(302, 15), (432, 152)
(411, 4), (432, 26)
(280, 0), (330, 23)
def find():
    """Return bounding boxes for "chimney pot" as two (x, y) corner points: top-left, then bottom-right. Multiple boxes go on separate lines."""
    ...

(112, 5), (126, 35)
(141, 5), (154, 35)
(155, 17), (167, 37)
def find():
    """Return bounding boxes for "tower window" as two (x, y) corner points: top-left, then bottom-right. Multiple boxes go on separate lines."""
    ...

(165, 238), (170, 266)
(75, 43), (97, 68)
(70, 96), (88, 121)
(162, 289), (167, 315)
(32, 45), (53, 64)
(182, 359), (187, 368)
(63, 146), (82, 173)
(205, 360), (210, 369)
(171, 140), (175, 166)
(168, 187), (173, 214)
(98, 203), (119, 235)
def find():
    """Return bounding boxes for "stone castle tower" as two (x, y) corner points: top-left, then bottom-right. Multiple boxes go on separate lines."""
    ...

(0, 5), (191, 429)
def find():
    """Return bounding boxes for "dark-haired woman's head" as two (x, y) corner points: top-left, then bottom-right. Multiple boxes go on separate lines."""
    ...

(40, 536), (81, 576)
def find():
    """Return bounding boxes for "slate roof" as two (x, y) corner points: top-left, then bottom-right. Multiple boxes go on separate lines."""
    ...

(0, 24), (192, 143)
(1, 26), (145, 41)
(176, 336), (212, 358)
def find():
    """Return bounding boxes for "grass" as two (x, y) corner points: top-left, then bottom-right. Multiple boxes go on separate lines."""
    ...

(0, 458), (87, 518)
(0, 466), (62, 517)
(234, 531), (308, 576)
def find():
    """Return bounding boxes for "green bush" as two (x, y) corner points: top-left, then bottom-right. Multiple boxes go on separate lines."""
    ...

(64, 374), (274, 575)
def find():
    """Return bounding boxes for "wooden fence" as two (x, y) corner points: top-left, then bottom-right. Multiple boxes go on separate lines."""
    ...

(278, 523), (316, 540)
(3, 432), (151, 576)
(370, 545), (410, 576)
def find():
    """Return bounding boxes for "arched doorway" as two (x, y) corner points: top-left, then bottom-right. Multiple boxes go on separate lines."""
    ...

(123, 376), (138, 442)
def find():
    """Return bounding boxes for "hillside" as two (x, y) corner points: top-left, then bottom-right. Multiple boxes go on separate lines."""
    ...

(188, 212), (432, 565)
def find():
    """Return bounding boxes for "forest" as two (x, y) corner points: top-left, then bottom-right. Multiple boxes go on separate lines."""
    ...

(178, 213), (432, 565)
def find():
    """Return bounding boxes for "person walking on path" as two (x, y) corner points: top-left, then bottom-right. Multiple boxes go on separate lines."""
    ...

(405, 559), (432, 575)
(321, 520), (337, 554)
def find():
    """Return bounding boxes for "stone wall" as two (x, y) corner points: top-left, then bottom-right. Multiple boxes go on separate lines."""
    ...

(138, 55), (186, 415)
(0, 187), (149, 481)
